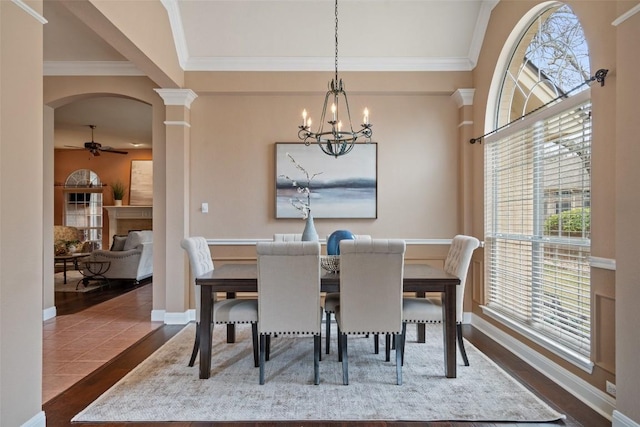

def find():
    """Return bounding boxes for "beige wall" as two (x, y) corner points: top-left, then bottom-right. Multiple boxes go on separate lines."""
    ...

(0, 1), (45, 425)
(60, 0), (183, 88)
(187, 72), (471, 241)
(614, 3), (640, 423)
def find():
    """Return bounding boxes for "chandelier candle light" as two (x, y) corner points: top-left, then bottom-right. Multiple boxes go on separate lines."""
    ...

(297, 0), (372, 158)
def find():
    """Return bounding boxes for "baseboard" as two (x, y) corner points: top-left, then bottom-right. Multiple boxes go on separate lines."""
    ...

(21, 410), (46, 427)
(163, 311), (190, 325)
(613, 410), (640, 427)
(471, 314), (615, 420)
(151, 309), (165, 322)
(187, 308), (196, 322)
(42, 306), (56, 321)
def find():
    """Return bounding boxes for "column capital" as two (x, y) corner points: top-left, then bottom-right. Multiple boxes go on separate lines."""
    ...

(451, 89), (475, 108)
(154, 88), (198, 108)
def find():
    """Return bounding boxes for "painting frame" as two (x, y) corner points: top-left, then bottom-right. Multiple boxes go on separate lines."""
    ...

(275, 142), (377, 219)
(129, 160), (153, 206)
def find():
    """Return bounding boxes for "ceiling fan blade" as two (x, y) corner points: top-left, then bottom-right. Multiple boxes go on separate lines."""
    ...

(64, 145), (83, 149)
(99, 147), (129, 155)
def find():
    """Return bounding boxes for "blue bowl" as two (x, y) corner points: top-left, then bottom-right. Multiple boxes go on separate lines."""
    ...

(327, 230), (355, 255)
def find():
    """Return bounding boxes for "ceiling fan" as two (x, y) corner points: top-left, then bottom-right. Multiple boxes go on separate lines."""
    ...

(66, 125), (128, 156)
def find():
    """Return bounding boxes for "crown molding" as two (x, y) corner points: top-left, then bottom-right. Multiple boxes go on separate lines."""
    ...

(160, 0), (189, 68)
(612, 3), (640, 26)
(184, 56), (474, 72)
(467, 0), (499, 68)
(43, 61), (144, 76)
(12, 0), (47, 24)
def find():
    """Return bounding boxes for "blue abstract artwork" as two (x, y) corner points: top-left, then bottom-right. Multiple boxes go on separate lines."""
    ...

(275, 143), (377, 219)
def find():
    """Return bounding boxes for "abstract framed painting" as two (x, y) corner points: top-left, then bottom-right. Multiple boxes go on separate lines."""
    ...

(275, 142), (377, 219)
(129, 160), (153, 206)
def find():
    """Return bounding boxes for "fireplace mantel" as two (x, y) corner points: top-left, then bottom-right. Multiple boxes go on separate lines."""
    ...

(104, 206), (153, 245)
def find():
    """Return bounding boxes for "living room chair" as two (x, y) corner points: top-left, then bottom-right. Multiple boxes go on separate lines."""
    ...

(402, 234), (480, 366)
(256, 241), (322, 385)
(181, 237), (259, 368)
(323, 234), (372, 354)
(336, 239), (405, 385)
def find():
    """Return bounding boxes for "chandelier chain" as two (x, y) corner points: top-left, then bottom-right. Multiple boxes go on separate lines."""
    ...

(334, 0), (339, 83)
(296, 0), (372, 157)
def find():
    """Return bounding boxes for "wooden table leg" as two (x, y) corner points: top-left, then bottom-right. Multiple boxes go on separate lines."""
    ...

(226, 292), (236, 343)
(443, 285), (457, 378)
(199, 285), (213, 379)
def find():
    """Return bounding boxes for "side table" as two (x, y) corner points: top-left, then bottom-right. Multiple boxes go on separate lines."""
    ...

(54, 253), (89, 284)
(77, 261), (111, 290)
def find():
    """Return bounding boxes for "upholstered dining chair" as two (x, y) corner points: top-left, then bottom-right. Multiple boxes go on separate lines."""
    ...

(273, 233), (303, 242)
(256, 241), (322, 385)
(336, 239), (406, 385)
(181, 237), (259, 368)
(323, 234), (372, 354)
(402, 234), (480, 366)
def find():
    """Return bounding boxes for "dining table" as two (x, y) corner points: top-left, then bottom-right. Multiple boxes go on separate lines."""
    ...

(195, 263), (460, 379)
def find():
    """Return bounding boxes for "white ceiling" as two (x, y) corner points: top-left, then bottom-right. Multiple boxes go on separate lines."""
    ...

(43, 0), (498, 148)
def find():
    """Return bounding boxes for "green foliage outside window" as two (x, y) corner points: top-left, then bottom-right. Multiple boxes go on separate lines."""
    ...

(544, 207), (590, 236)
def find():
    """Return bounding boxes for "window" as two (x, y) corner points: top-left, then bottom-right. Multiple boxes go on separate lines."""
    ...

(64, 169), (104, 250)
(483, 4), (592, 371)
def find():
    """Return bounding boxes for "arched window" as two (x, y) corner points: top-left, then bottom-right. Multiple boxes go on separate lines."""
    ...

(483, 3), (593, 372)
(64, 169), (104, 250)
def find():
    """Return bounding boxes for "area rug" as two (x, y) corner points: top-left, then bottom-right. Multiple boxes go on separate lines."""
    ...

(73, 323), (565, 422)
(54, 271), (101, 292)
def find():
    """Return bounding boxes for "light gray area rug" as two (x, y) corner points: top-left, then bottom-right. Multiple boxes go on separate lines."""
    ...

(54, 271), (101, 292)
(73, 323), (565, 422)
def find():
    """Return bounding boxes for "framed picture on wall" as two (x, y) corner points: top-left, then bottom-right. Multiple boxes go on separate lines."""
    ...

(275, 142), (377, 219)
(130, 160), (153, 206)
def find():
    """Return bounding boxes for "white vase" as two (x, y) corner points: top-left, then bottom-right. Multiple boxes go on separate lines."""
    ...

(302, 212), (319, 241)
(114, 199), (123, 206)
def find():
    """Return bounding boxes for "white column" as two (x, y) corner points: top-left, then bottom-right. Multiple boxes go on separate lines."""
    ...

(154, 89), (197, 324)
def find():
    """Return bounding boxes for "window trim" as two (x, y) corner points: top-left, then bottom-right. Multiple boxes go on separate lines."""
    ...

(484, 89), (593, 369)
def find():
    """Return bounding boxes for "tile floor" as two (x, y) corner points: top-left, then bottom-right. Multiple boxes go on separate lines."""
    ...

(42, 284), (162, 403)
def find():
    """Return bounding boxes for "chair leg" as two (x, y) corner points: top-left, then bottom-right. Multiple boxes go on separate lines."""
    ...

(395, 333), (403, 385)
(385, 334), (391, 362)
(337, 326), (342, 362)
(188, 322), (200, 367)
(259, 334), (266, 385)
(401, 322), (407, 366)
(341, 333), (349, 385)
(251, 323), (259, 368)
(325, 311), (332, 354)
(265, 334), (271, 361)
(457, 323), (469, 366)
(314, 335), (321, 385)
(374, 333), (379, 354)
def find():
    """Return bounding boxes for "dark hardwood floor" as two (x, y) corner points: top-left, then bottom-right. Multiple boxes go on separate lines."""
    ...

(44, 292), (611, 427)
(54, 278), (151, 316)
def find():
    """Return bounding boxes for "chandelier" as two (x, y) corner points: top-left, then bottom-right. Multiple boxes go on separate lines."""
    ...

(297, 0), (372, 158)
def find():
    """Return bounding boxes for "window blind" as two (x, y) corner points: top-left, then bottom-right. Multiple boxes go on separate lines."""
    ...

(484, 89), (592, 359)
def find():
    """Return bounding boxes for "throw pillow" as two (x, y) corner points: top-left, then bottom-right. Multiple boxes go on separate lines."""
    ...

(111, 235), (128, 251)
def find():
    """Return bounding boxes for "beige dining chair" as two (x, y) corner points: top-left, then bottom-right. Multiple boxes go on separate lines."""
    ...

(256, 241), (322, 385)
(402, 234), (480, 366)
(323, 234), (372, 354)
(336, 239), (406, 385)
(273, 233), (303, 242)
(181, 237), (259, 368)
